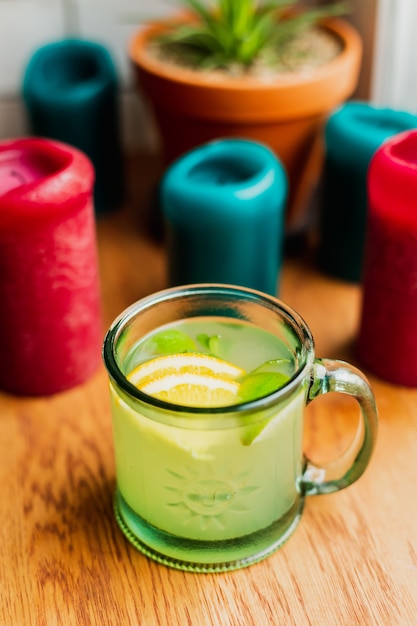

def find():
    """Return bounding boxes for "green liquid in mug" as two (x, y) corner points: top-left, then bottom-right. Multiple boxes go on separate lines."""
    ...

(110, 317), (307, 570)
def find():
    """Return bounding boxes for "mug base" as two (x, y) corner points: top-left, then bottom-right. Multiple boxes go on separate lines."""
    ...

(114, 489), (304, 573)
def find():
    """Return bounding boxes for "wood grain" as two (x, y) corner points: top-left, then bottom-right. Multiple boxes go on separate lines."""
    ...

(1, 154), (417, 626)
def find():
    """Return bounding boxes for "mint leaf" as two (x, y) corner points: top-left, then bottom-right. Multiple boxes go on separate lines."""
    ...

(239, 372), (290, 445)
(208, 334), (221, 355)
(241, 421), (268, 446)
(197, 333), (222, 356)
(196, 333), (211, 351)
(251, 358), (292, 375)
(146, 329), (196, 355)
(238, 372), (289, 403)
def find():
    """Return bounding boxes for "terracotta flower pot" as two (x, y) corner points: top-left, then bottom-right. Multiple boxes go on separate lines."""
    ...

(130, 17), (362, 232)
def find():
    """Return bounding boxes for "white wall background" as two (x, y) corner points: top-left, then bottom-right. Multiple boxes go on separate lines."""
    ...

(371, 0), (417, 112)
(0, 0), (171, 152)
(1, 0), (416, 152)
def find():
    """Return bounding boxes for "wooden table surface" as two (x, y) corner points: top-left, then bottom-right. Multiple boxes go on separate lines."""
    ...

(2, 155), (417, 626)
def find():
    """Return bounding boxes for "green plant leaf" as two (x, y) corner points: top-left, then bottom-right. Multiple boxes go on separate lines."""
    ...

(183, 0), (215, 23)
(237, 11), (276, 63)
(155, 0), (351, 70)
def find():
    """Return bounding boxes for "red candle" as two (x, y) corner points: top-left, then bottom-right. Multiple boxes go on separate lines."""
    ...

(357, 130), (417, 386)
(0, 138), (102, 395)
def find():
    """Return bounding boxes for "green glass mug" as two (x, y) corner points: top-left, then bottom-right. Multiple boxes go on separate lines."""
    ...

(103, 284), (378, 572)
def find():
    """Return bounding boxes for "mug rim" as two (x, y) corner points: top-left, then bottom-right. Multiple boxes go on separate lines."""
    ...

(102, 283), (315, 415)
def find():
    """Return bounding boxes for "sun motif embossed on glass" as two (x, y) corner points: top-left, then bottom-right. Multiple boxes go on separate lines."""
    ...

(165, 467), (259, 529)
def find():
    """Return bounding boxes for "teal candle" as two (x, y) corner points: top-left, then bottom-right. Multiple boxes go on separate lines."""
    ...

(161, 139), (287, 295)
(23, 39), (124, 215)
(317, 102), (417, 282)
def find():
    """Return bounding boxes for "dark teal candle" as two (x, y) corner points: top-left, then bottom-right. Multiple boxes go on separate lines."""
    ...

(161, 139), (287, 295)
(23, 39), (124, 215)
(317, 102), (417, 282)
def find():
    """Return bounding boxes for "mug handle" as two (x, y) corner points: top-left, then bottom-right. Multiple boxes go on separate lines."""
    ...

(300, 358), (378, 495)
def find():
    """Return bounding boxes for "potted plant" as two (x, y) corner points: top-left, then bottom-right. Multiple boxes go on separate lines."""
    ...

(129, 0), (362, 232)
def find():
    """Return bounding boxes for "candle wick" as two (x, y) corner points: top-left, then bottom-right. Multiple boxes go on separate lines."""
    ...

(10, 169), (27, 185)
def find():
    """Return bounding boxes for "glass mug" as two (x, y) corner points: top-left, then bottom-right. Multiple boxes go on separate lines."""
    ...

(103, 284), (378, 573)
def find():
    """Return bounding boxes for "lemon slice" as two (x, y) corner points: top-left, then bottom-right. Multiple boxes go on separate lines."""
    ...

(128, 353), (245, 408)
(128, 353), (245, 386)
(140, 372), (241, 407)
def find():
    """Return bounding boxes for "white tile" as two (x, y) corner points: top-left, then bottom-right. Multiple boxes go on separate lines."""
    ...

(371, 0), (417, 113)
(0, 0), (66, 95)
(0, 0), (184, 150)
(73, 0), (171, 87)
